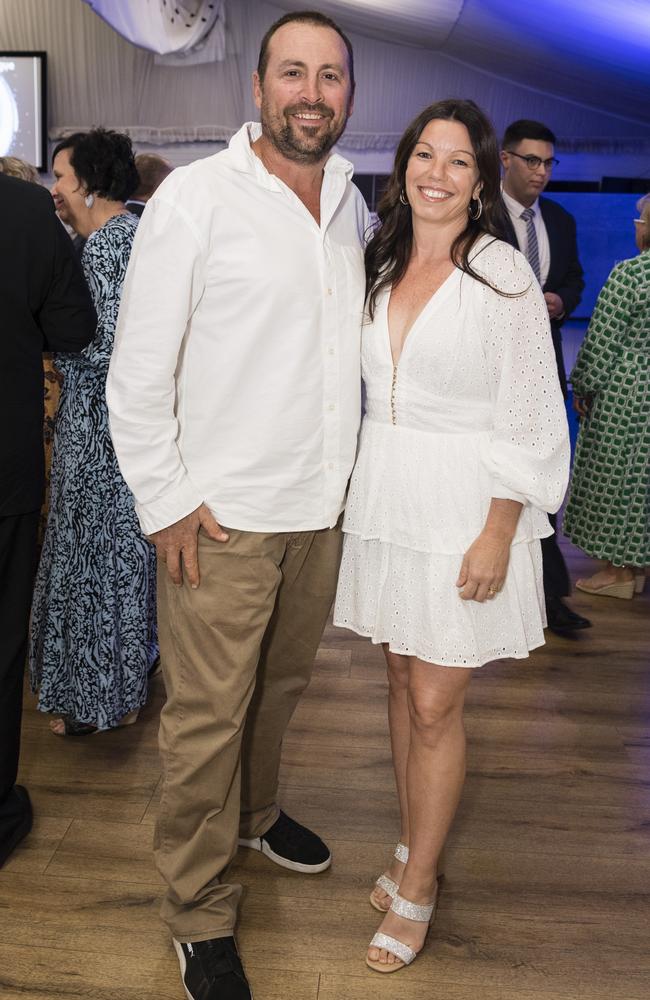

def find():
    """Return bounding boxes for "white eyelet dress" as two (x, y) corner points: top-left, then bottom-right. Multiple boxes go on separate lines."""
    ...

(333, 237), (571, 668)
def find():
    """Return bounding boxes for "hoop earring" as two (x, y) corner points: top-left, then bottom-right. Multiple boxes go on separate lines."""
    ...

(468, 195), (482, 221)
(84, 193), (95, 209)
(399, 189), (408, 206)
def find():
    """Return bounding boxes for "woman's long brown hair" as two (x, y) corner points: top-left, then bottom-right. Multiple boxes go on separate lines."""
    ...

(366, 99), (510, 320)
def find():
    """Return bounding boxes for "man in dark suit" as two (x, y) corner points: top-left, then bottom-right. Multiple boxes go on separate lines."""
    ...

(0, 173), (95, 867)
(500, 119), (590, 636)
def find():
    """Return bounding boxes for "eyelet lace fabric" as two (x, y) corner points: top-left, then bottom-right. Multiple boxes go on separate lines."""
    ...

(333, 237), (570, 667)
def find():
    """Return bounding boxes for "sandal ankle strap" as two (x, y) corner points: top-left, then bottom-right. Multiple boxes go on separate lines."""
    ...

(394, 842), (409, 863)
(391, 892), (435, 922)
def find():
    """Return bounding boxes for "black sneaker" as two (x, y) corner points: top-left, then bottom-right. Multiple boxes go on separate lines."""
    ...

(238, 810), (331, 873)
(173, 936), (251, 1000)
(0, 785), (33, 869)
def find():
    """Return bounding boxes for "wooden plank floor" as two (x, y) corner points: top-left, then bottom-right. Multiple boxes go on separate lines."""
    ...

(2, 538), (649, 1000)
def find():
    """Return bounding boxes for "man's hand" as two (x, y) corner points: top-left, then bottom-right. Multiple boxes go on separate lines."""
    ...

(544, 292), (565, 320)
(150, 503), (228, 589)
(573, 394), (592, 418)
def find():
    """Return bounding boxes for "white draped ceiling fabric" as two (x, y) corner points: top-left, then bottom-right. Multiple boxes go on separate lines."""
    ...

(82, 0), (225, 66)
(0, 0), (648, 161)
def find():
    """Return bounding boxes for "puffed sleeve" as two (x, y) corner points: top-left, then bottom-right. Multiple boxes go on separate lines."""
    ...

(479, 243), (570, 513)
(570, 259), (636, 396)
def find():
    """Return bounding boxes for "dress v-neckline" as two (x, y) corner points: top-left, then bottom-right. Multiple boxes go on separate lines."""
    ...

(385, 267), (460, 368)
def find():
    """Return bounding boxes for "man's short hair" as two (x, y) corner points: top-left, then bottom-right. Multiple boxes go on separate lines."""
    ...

(502, 120), (556, 149)
(257, 10), (355, 89)
(132, 153), (173, 200)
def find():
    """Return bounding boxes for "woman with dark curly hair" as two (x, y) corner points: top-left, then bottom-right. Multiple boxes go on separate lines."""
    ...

(333, 100), (569, 972)
(29, 128), (158, 736)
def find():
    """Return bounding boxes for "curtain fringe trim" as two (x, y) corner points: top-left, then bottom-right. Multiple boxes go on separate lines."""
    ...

(48, 126), (650, 154)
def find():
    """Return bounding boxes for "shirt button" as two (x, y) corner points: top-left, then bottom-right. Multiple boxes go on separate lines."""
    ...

(328, 403), (335, 411)
(328, 347), (335, 356)
(328, 462), (335, 470)
(327, 287), (333, 295)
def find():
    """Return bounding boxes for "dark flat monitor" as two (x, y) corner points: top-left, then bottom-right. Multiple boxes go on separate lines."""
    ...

(0, 51), (47, 170)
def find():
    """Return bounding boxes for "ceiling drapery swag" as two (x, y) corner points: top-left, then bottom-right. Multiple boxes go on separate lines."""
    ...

(82, 0), (226, 64)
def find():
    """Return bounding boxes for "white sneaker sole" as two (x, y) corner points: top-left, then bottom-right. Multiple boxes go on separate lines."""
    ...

(173, 937), (253, 999)
(173, 939), (194, 1000)
(237, 835), (331, 873)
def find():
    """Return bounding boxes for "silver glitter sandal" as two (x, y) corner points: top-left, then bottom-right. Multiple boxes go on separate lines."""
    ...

(369, 842), (409, 912)
(366, 886), (440, 974)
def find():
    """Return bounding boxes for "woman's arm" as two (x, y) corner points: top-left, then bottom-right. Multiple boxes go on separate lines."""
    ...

(456, 498), (522, 603)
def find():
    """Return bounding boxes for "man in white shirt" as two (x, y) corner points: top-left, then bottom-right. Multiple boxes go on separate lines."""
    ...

(107, 11), (367, 1000)
(500, 118), (589, 637)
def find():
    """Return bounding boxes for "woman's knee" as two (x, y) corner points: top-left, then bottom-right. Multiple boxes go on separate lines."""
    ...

(407, 674), (468, 736)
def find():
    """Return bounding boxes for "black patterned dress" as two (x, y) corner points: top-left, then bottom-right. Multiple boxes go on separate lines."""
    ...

(29, 214), (158, 729)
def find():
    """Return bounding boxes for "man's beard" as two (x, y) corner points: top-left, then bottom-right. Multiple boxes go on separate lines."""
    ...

(261, 100), (349, 164)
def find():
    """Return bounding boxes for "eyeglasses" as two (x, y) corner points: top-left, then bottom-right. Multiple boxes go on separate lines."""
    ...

(506, 151), (559, 171)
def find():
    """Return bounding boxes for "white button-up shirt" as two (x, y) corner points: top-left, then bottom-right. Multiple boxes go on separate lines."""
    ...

(502, 188), (551, 287)
(107, 123), (369, 535)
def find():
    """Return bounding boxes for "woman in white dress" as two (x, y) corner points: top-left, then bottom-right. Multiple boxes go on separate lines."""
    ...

(333, 100), (570, 973)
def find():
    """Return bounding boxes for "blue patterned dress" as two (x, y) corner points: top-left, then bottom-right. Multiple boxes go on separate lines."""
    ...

(30, 214), (158, 730)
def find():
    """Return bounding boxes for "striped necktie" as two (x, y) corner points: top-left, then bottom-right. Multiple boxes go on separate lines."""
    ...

(520, 207), (541, 284)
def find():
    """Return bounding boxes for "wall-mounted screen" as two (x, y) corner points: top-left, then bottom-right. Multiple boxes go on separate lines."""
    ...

(0, 51), (47, 170)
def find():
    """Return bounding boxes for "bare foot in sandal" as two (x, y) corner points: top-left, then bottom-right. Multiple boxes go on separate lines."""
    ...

(370, 844), (409, 911)
(50, 715), (97, 736)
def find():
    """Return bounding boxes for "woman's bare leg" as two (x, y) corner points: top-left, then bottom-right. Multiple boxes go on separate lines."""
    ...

(371, 647), (411, 909)
(369, 657), (472, 966)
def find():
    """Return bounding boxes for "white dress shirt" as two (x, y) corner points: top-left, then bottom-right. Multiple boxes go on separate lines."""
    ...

(107, 123), (369, 535)
(502, 188), (550, 287)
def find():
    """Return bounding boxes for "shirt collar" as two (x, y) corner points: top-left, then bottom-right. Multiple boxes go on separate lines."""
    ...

(227, 122), (354, 184)
(502, 186), (540, 218)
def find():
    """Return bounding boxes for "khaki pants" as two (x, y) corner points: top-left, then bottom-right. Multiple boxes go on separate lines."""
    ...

(154, 521), (342, 942)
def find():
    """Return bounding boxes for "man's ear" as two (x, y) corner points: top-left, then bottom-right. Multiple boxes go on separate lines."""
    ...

(252, 71), (262, 110)
(499, 149), (508, 170)
(346, 86), (355, 120)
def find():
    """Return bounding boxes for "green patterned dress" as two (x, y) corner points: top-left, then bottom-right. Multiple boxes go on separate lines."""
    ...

(563, 250), (650, 565)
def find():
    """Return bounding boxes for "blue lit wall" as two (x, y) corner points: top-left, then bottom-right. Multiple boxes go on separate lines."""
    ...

(548, 194), (640, 318)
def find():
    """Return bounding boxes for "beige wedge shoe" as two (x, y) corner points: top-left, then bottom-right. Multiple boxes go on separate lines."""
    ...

(575, 578), (635, 599)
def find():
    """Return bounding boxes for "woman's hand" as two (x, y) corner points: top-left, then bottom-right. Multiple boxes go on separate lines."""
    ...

(456, 528), (512, 603)
(455, 499), (522, 603)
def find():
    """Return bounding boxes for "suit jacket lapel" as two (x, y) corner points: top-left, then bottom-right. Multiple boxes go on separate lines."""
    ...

(500, 204), (520, 251)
